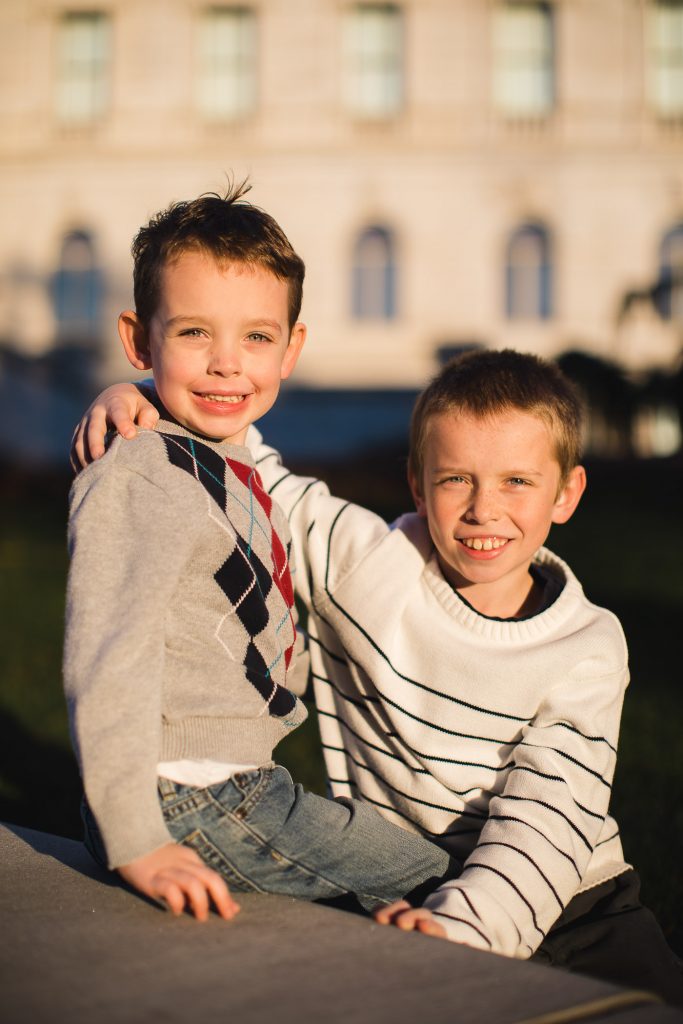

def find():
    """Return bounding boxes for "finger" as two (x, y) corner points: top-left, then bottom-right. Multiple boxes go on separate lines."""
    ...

(106, 396), (139, 440)
(203, 870), (240, 920)
(416, 918), (447, 939)
(84, 405), (110, 460)
(69, 442), (81, 475)
(70, 422), (88, 472)
(156, 878), (186, 917)
(156, 869), (210, 922)
(183, 874), (212, 922)
(138, 405), (160, 431)
(374, 900), (411, 925)
(393, 908), (433, 931)
(173, 846), (239, 919)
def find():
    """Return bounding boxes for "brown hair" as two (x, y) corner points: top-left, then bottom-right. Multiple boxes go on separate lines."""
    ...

(409, 349), (584, 488)
(131, 180), (305, 331)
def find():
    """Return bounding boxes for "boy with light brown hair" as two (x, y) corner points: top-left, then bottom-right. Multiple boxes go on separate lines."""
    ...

(63, 182), (460, 922)
(74, 348), (683, 1004)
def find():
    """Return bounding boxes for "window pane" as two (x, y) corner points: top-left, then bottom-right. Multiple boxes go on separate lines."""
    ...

(198, 7), (257, 120)
(352, 226), (397, 319)
(344, 5), (403, 119)
(648, 1), (683, 116)
(56, 12), (110, 125)
(658, 224), (683, 320)
(51, 230), (102, 336)
(493, 3), (554, 118)
(506, 224), (552, 319)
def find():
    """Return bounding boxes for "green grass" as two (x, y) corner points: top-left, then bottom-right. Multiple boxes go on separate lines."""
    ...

(1, 455), (681, 954)
(0, 483), (83, 837)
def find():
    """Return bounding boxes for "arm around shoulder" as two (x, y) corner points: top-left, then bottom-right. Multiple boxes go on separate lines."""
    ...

(71, 380), (159, 468)
(247, 426), (391, 605)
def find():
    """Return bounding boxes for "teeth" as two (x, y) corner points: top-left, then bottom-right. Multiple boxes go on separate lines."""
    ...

(203, 394), (245, 403)
(462, 537), (507, 550)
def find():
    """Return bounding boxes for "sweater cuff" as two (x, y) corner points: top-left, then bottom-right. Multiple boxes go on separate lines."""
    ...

(423, 882), (531, 958)
(90, 787), (173, 870)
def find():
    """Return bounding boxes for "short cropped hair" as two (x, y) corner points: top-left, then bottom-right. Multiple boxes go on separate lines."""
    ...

(131, 180), (305, 331)
(409, 349), (584, 488)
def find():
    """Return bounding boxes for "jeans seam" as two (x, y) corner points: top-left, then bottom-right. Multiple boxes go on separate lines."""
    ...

(181, 828), (268, 893)
(219, 811), (389, 905)
(164, 769), (393, 905)
(159, 790), (212, 821)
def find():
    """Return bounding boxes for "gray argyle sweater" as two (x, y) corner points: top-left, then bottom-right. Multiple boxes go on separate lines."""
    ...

(63, 417), (308, 868)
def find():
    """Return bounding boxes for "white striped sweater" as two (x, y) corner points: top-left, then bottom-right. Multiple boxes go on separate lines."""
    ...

(251, 428), (631, 959)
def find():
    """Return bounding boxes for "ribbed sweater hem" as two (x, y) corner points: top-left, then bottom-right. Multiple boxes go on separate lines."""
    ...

(160, 708), (307, 765)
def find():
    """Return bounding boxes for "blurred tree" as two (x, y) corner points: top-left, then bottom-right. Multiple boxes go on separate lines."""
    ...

(557, 350), (636, 458)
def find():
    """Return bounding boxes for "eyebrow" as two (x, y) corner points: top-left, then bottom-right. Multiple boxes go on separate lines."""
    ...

(163, 315), (284, 336)
(164, 315), (204, 328)
(430, 466), (545, 477)
(245, 319), (284, 335)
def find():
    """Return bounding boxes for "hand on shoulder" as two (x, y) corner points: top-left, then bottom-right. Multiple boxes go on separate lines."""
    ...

(71, 383), (159, 471)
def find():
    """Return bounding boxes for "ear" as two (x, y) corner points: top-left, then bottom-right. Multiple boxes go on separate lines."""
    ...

(551, 465), (586, 525)
(280, 321), (307, 380)
(118, 311), (152, 371)
(408, 468), (427, 518)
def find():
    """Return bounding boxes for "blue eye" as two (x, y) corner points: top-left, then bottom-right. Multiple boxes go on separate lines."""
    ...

(439, 475), (468, 486)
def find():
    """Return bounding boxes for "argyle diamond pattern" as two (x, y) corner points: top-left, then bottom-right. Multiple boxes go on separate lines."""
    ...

(161, 432), (297, 718)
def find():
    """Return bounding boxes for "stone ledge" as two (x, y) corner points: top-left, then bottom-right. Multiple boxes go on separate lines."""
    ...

(1, 822), (681, 1024)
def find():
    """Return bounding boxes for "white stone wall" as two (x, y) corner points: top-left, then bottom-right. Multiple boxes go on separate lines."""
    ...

(0, 0), (682, 389)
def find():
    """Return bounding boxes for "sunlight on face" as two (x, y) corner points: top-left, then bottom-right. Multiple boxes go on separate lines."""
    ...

(410, 409), (585, 618)
(140, 252), (305, 442)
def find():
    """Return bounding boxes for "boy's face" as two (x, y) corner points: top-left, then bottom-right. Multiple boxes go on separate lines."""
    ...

(409, 409), (585, 616)
(119, 251), (305, 443)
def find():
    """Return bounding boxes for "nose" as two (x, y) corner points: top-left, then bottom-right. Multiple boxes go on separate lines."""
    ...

(464, 485), (499, 525)
(208, 337), (241, 376)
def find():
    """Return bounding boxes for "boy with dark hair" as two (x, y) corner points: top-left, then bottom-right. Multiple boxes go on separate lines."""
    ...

(63, 183), (458, 920)
(74, 346), (682, 1002)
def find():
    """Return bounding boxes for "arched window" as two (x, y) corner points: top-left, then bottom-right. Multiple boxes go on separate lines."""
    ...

(505, 222), (552, 319)
(657, 223), (683, 320)
(52, 230), (102, 338)
(352, 225), (397, 319)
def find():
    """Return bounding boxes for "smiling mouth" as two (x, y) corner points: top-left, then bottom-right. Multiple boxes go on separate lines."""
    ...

(460, 536), (508, 551)
(196, 393), (249, 404)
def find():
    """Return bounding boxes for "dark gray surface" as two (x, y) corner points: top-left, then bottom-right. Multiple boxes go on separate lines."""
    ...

(1, 822), (680, 1024)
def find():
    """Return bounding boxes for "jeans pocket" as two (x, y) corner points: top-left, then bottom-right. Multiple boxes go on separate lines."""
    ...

(208, 765), (275, 823)
(180, 828), (265, 893)
(158, 782), (212, 824)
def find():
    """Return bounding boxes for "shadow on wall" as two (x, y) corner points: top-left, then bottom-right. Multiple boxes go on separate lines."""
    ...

(0, 707), (82, 840)
(0, 227), (107, 468)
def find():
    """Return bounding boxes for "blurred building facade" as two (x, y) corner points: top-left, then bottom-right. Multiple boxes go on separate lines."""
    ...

(1, 0), (683, 402)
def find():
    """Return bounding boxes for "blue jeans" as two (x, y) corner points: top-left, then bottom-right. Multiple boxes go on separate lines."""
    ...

(112, 765), (454, 911)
